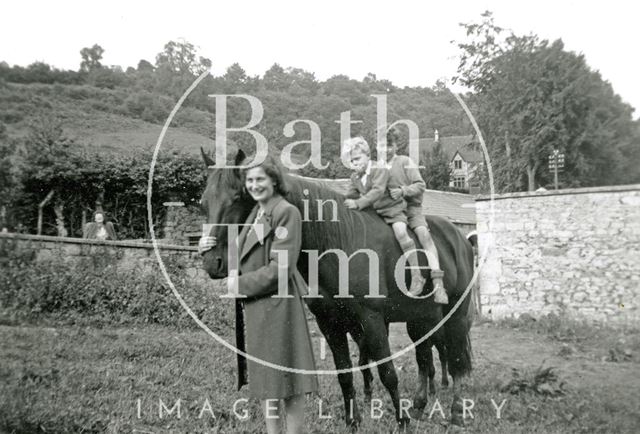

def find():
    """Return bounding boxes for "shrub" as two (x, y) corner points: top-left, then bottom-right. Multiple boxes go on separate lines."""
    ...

(499, 365), (566, 397)
(0, 253), (233, 331)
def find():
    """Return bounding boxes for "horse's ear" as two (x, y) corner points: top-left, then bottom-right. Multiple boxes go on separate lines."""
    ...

(200, 147), (214, 168)
(234, 149), (246, 167)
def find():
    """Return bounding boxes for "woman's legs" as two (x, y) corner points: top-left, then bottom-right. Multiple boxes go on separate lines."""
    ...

(392, 222), (426, 295)
(262, 395), (306, 434)
(284, 394), (305, 434)
(262, 399), (282, 434)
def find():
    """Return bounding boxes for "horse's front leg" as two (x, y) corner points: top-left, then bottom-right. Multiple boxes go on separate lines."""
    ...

(361, 310), (409, 428)
(358, 346), (374, 403)
(315, 314), (362, 428)
(348, 321), (374, 403)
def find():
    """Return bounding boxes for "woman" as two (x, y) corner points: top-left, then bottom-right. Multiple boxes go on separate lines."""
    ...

(199, 157), (318, 434)
(83, 211), (117, 240)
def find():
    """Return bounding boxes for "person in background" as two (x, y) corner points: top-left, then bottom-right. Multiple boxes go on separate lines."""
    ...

(83, 211), (117, 240)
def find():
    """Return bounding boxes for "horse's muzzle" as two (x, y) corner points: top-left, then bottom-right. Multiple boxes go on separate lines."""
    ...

(202, 251), (227, 279)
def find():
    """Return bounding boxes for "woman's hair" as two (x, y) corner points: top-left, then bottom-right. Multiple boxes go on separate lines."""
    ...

(240, 155), (289, 197)
(342, 136), (370, 158)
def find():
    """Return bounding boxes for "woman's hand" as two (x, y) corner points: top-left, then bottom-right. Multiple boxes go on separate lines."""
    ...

(344, 199), (358, 210)
(198, 236), (217, 255)
(219, 269), (239, 292)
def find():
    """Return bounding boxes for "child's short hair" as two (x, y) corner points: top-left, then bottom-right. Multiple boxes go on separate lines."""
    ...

(342, 136), (370, 158)
(386, 127), (401, 145)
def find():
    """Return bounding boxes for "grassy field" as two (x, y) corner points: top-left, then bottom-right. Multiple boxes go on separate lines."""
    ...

(0, 82), (215, 156)
(1, 318), (639, 433)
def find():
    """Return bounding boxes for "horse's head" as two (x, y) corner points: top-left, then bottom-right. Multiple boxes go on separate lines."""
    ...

(200, 148), (255, 278)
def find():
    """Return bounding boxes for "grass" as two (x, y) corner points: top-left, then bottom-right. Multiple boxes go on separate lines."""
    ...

(0, 82), (215, 156)
(1, 321), (639, 433)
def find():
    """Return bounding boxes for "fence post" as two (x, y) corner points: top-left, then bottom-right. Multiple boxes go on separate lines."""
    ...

(37, 190), (55, 235)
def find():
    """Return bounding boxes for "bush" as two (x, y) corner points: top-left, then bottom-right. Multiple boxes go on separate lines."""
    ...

(0, 253), (233, 331)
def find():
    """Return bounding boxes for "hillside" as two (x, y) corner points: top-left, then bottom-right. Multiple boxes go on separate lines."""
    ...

(0, 67), (474, 164)
(0, 82), (217, 156)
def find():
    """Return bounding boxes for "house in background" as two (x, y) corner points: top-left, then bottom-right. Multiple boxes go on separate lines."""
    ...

(419, 130), (485, 193)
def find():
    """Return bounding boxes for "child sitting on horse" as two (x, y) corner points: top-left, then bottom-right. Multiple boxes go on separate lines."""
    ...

(343, 136), (426, 296)
(384, 127), (447, 304)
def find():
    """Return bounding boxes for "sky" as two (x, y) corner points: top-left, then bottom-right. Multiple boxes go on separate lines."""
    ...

(2, 0), (639, 115)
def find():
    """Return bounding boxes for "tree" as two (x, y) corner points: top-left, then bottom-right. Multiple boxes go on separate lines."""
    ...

(0, 123), (16, 228)
(455, 12), (640, 191)
(222, 63), (249, 92)
(80, 44), (104, 72)
(137, 59), (154, 72)
(155, 40), (211, 76)
(420, 141), (451, 190)
(263, 63), (290, 92)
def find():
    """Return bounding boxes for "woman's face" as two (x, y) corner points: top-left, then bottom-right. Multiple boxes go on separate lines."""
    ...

(245, 167), (275, 203)
(94, 213), (104, 223)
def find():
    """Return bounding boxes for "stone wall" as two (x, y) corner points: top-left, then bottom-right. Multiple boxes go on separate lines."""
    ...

(0, 233), (210, 286)
(163, 203), (203, 246)
(476, 185), (640, 325)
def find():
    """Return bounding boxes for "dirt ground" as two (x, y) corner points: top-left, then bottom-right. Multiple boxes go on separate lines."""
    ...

(385, 321), (640, 398)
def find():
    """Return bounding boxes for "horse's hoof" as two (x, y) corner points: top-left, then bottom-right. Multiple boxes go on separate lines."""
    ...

(347, 415), (362, 432)
(450, 412), (465, 428)
(446, 423), (466, 433)
(409, 407), (424, 420)
(397, 416), (411, 431)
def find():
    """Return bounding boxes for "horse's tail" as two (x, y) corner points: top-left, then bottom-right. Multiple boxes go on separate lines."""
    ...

(443, 223), (475, 378)
(444, 292), (473, 378)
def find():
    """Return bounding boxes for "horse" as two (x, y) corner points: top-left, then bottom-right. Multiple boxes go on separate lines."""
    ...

(199, 149), (474, 428)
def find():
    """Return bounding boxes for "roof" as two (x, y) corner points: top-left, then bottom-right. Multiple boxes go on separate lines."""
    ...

(418, 135), (483, 163)
(298, 176), (476, 225)
(420, 189), (476, 225)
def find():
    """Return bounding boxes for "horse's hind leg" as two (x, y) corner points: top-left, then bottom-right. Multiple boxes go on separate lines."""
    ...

(406, 321), (435, 418)
(435, 336), (449, 388)
(315, 314), (362, 428)
(444, 298), (473, 428)
(427, 343), (437, 395)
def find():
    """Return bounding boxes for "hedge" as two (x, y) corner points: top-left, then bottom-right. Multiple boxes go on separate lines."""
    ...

(0, 252), (233, 331)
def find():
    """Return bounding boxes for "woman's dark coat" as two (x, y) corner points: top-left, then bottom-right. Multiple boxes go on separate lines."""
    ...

(83, 222), (117, 240)
(234, 194), (319, 399)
